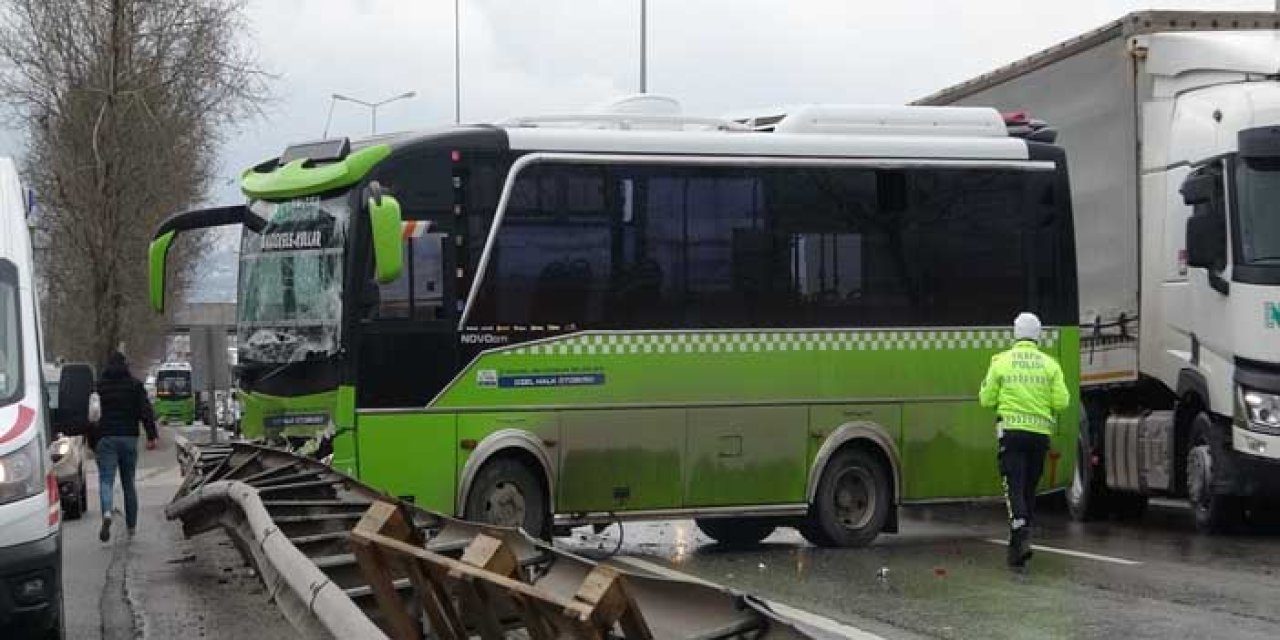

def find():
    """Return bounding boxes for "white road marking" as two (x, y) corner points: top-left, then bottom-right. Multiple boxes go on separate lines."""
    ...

(984, 539), (1142, 566)
(611, 555), (884, 640)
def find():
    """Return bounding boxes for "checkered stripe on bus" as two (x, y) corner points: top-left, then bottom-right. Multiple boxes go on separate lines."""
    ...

(500, 329), (1060, 357)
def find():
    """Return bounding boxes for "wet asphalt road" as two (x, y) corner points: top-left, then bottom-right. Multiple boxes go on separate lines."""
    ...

(560, 501), (1280, 639)
(60, 426), (296, 640)
(54, 428), (1280, 639)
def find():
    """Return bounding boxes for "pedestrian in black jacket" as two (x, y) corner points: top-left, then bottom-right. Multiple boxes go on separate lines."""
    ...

(94, 351), (158, 542)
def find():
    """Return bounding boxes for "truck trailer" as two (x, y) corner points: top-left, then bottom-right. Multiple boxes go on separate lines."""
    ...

(919, 10), (1280, 531)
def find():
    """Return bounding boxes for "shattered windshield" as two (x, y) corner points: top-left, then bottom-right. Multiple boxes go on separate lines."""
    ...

(237, 195), (349, 364)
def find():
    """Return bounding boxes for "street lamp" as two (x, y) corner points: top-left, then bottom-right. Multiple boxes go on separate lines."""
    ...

(323, 91), (417, 137)
(639, 0), (647, 93)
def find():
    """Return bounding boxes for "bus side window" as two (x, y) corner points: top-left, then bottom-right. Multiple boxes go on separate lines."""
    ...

(375, 231), (448, 321)
(412, 233), (446, 320)
(375, 241), (411, 319)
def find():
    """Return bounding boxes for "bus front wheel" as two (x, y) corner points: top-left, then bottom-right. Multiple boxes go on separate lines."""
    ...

(463, 457), (549, 539)
(801, 447), (890, 548)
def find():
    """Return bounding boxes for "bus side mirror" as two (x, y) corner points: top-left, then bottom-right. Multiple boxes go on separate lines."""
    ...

(55, 363), (94, 436)
(149, 231), (175, 313)
(366, 182), (403, 285)
(148, 204), (259, 314)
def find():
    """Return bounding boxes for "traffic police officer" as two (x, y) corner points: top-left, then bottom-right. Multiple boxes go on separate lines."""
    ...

(979, 312), (1069, 568)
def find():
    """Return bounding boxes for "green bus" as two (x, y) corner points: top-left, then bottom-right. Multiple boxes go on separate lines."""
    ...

(149, 101), (1079, 546)
(153, 362), (195, 425)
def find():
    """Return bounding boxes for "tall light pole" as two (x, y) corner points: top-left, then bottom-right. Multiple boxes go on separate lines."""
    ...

(639, 0), (647, 93)
(455, 0), (462, 123)
(328, 91), (417, 136)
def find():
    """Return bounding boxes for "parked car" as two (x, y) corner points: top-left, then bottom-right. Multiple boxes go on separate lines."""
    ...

(41, 366), (88, 521)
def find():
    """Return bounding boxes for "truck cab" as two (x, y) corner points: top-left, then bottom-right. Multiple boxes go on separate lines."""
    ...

(1143, 31), (1280, 526)
(918, 11), (1280, 532)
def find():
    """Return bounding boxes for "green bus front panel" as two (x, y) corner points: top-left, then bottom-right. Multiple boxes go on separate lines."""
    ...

(154, 397), (195, 424)
(239, 389), (342, 441)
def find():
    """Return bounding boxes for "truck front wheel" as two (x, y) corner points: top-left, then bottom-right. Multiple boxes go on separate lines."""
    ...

(1187, 412), (1242, 533)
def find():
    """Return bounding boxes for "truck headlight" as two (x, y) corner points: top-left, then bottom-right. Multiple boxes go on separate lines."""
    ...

(0, 439), (43, 505)
(1241, 389), (1280, 433)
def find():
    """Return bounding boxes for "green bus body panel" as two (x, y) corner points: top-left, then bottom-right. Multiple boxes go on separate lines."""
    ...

(332, 385), (358, 474)
(559, 409), (684, 512)
(686, 406), (808, 506)
(357, 412), (457, 513)
(352, 327), (1080, 511)
(148, 231), (175, 313)
(241, 145), (391, 200)
(239, 389), (339, 441)
(153, 396), (195, 424)
(807, 402), (903, 481)
(902, 402), (1004, 498)
(434, 329), (1052, 409)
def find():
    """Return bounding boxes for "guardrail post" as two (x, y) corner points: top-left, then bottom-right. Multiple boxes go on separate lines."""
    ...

(350, 501), (424, 640)
(573, 565), (655, 639)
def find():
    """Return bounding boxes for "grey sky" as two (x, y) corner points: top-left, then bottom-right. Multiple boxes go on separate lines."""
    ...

(222, 0), (1270, 200)
(3, 0), (1273, 300)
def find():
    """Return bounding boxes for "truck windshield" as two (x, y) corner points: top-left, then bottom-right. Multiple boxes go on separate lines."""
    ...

(1234, 157), (1280, 265)
(155, 372), (192, 398)
(0, 262), (19, 405)
(238, 195), (349, 364)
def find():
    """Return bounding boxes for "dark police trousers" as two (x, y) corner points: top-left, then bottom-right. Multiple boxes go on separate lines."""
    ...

(998, 428), (1050, 531)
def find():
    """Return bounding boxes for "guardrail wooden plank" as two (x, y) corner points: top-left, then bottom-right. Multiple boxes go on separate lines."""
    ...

(350, 502), (423, 640)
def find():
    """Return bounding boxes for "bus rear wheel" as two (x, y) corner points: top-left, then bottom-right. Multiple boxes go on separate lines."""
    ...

(801, 447), (890, 548)
(464, 457), (549, 539)
(695, 518), (776, 548)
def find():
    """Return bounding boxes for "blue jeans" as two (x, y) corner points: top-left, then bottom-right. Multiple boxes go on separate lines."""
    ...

(96, 436), (139, 529)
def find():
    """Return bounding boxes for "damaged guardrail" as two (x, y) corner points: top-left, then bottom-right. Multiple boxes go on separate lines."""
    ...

(166, 440), (822, 639)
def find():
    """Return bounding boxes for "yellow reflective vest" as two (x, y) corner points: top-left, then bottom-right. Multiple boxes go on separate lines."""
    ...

(978, 340), (1070, 435)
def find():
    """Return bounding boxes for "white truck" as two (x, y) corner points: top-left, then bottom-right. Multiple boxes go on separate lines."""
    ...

(919, 10), (1280, 531)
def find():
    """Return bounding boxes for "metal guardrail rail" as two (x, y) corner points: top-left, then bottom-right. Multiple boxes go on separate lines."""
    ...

(166, 440), (824, 639)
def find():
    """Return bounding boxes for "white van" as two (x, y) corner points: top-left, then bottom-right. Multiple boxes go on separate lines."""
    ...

(0, 158), (64, 638)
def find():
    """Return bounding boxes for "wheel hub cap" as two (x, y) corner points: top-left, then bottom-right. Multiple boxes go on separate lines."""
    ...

(1188, 445), (1212, 513)
(485, 482), (526, 527)
(833, 468), (874, 530)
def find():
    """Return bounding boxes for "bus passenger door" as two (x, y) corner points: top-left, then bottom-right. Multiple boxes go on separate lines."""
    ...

(354, 227), (460, 504)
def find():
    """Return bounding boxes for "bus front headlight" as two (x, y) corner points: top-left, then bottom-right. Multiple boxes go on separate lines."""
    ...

(0, 439), (43, 505)
(1242, 389), (1280, 433)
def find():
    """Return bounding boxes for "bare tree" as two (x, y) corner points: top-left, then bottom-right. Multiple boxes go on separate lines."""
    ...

(0, 0), (268, 365)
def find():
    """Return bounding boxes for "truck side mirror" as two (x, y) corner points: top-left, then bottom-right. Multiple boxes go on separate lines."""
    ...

(1180, 172), (1216, 206)
(54, 363), (94, 436)
(1186, 213), (1226, 270)
(365, 181), (404, 285)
